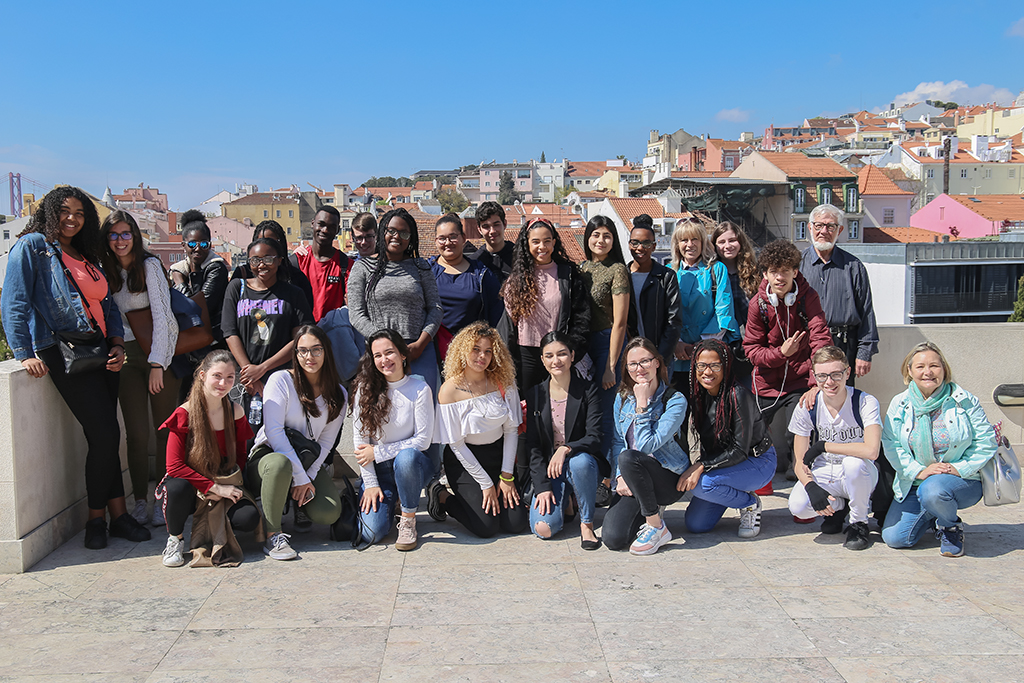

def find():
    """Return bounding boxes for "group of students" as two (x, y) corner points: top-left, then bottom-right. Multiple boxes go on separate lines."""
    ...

(0, 187), (997, 566)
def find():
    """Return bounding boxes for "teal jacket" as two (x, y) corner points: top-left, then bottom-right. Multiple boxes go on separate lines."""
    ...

(881, 383), (996, 502)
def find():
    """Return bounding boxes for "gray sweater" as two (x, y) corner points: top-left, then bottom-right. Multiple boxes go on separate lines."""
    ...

(348, 256), (443, 342)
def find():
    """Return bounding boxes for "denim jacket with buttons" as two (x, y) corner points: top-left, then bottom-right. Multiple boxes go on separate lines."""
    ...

(1, 233), (124, 361)
(881, 383), (996, 503)
(611, 381), (690, 477)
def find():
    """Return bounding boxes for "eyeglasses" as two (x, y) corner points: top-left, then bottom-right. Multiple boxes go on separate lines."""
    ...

(628, 239), (656, 249)
(384, 227), (411, 240)
(814, 370), (848, 384)
(107, 232), (133, 242)
(248, 256), (280, 267)
(296, 346), (325, 358)
(626, 357), (657, 371)
(435, 235), (462, 244)
(186, 240), (210, 250)
(694, 362), (723, 372)
(352, 232), (375, 242)
(811, 222), (839, 232)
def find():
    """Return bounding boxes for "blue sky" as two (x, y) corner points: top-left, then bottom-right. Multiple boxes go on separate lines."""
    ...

(1, 1), (1022, 212)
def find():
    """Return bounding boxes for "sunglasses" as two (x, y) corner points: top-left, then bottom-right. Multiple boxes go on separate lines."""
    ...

(187, 240), (211, 250)
(107, 232), (133, 242)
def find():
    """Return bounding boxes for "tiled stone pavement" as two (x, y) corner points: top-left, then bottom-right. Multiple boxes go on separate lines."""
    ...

(2, 477), (1024, 682)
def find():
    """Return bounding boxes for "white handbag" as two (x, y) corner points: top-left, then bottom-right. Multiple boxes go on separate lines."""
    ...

(980, 433), (1021, 506)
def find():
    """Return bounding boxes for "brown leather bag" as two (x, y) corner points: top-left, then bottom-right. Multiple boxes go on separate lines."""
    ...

(126, 290), (214, 357)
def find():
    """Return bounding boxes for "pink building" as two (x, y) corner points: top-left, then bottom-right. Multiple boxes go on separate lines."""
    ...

(910, 194), (1024, 239)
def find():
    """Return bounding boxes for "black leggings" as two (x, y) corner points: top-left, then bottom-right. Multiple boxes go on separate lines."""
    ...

(161, 477), (261, 537)
(517, 345), (546, 394)
(603, 449), (683, 551)
(38, 345), (123, 510)
(757, 392), (801, 472)
(444, 440), (528, 538)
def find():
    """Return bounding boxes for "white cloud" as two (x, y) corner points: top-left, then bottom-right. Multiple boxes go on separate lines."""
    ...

(715, 108), (751, 123)
(1008, 17), (1024, 37)
(885, 80), (1016, 108)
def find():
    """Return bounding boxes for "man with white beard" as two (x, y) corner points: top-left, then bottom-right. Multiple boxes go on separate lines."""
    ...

(799, 204), (878, 386)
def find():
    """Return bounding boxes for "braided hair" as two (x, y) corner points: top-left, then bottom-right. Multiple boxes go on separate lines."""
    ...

(366, 208), (424, 296)
(688, 338), (738, 454)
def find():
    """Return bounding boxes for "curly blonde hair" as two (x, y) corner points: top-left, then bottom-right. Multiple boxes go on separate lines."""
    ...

(443, 321), (516, 390)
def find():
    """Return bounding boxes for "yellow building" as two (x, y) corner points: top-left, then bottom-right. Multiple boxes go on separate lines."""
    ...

(956, 107), (1024, 138)
(221, 190), (307, 245)
(596, 167), (643, 197)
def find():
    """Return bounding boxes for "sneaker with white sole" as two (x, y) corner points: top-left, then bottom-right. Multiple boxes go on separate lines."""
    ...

(629, 522), (671, 555)
(937, 520), (965, 557)
(151, 501), (165, 527)
(395, 515), (418, 551)
(264, 532), (298, 560)
(131, 499), (148, 526)
(162, 535), (185, 567)
(738, 494), (762, 539)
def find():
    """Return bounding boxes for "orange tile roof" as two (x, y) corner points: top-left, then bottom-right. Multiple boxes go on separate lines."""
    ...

(575, 189), (616, 198)
(500, 226), (588, 263)
(756, 152), (856, 179)
(946, 195), (1024, 222)
(608, 198), (666, 227)
(413, 181), (434, 191)
(566, 160), (638, 178)
(864, 226), (948, 244)
(880, 167), (911, 183)
(858, 165), (914, 196)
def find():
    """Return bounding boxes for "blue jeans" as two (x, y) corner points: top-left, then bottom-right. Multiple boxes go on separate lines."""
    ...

(685, 447), (777, 534)
(409, 340), (439, 396)
(588, 329), (621, 466)
(529, 453), (600, 538)
(881, 474), (983, 548)
(358, 448), (437, 545)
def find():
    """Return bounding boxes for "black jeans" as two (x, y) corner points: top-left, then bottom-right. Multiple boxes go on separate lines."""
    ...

(161, 477), (260, 537)
(444, 440), (528, 539)
(603, 449), (683, 550)
(39, 345), (123, 510)
(756, 392), (802, 472)
(517, 345), (545, 394)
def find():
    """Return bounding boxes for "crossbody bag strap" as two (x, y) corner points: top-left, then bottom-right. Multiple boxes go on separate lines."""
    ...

(56, 248), (103, 332)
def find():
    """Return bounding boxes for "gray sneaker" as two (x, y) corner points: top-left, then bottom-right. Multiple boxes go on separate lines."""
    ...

(131, 499), (148, 526)
(162, 535), (185, 567)
(264, 532), (298, 560)
(150, 501), (165, 527)
(395, 515), (418, 551)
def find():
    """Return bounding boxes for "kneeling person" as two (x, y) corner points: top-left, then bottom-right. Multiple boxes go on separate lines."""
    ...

(788, 346), (881, 550)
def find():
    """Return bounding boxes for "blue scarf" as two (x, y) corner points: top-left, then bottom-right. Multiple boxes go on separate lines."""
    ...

(907, 380), (952, 463)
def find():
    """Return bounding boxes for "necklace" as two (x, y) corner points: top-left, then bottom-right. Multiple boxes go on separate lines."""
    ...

(457, 377), (491, 398)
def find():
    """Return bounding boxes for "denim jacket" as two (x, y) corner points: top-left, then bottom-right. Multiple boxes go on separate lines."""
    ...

(1, 233), (124, 361)
(611, 381), (690, 476)
(881, 383), (996, 503)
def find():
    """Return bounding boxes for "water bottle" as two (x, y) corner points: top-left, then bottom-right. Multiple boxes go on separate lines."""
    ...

(248, 394), (263, 425)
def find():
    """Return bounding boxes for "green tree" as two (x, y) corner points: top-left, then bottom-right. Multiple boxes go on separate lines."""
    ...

(1008, 275), (1024, 322)
(554, 185), (575, 202)
(540, 151), (546, 163)
(438, 187), (469, 214)
(497, 171), (521, 205)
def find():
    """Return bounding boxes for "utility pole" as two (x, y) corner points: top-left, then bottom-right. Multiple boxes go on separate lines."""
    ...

(942, 137), (951, 195)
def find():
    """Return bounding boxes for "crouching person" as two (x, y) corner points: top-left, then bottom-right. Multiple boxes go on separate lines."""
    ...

(788, 346), (881, 550)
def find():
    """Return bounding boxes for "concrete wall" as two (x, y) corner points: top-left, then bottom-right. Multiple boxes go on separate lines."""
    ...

(861, 262), (909, 325)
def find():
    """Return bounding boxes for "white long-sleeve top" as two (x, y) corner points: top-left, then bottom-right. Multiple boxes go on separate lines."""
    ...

(434, 387), (521, 490)
(113, 256), (178, 368)
(354, 375), (434, 489)
(254, 370), (347, 486)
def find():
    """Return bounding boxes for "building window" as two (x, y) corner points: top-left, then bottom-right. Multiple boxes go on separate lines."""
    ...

(939, 207), (945, 220)
(960, 169), (968, 178)
(1011, 169), (1016, 178)
(883, 208), (895, 225)
(289, 210), (294, 218)
(984, 169), (992, 179)
(927, 169), (934, 178)
(520, 181), (526, 187)
(795, 221), (807, 240)
(287, 227), (292, 235)
(263, 210), (268, 217)
(848, 220), (860, 240)
(343, 219), (349, 228)
(725, 157), (735, 170)
(2, 230), (8, 240)
(276, 210), (281, 218)
(794, 186), (806, 214)
(517, 170), (530, 178)
(485, 182), (490, 187)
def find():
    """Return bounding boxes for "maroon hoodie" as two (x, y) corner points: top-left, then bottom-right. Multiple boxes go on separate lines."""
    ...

(742, 271), (832, 398)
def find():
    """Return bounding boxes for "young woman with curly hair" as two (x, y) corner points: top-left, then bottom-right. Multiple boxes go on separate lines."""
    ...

(100, 210), (180, 527)
(710, 221), (760, 385)
(347, 207), (444, 393)
(679, 339), (776, 539)
(498, 218), (590, 393)
(1, 187), (149, 549)
(429, 321), (527, 538)
(351, 329), (436, 551)
(158, 350), (262, 567)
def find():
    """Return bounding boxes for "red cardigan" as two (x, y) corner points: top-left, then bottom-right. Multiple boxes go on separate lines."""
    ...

(742, 272), (832, 398)
(161, 405), (253, 494)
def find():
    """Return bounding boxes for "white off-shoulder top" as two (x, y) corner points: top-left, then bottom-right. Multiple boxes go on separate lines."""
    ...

(435, 387), (521, 490)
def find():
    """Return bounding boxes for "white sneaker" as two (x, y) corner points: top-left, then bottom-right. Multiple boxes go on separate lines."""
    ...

(151, 501), (165, 527)
(395, 515), (418, 552)
(264, 532), (298, 560)
(162, 535), (185, 567)
(738, 494), (763, 539)
(629, 522), (672, 555)
(131, 499), (148, 526)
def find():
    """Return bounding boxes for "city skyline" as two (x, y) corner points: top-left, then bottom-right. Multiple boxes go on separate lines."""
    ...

(1, 1), (1022, 211)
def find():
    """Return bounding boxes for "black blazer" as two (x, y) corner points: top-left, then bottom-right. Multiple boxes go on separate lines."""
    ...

(626, 262), (682, 364)
(497, 261), (591, 363)
(525, 374), (607, 493)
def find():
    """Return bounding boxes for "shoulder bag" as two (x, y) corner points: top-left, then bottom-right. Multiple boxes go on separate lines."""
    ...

(981, 427), (1021, 506)
(56, 255), (109, 374)
(126, 288), (214, 357)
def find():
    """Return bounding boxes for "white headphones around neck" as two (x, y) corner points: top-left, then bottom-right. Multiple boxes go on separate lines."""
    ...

(767, 281), (798, 308)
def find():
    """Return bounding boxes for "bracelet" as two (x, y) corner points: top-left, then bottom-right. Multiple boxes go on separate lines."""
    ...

(499, 474), (515, 483)
(150, 363), (162, 369)
(110, 343), (125, 352)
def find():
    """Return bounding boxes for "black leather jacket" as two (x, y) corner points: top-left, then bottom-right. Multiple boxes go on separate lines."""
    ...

(695, 384), (771, 471)
(626, 262), (682, 363)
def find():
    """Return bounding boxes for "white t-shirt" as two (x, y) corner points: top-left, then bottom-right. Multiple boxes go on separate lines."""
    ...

(788, 389), (881, 444)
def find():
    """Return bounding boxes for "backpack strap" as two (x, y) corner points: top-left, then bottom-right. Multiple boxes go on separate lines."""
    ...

(809, 394), (819, 444)
(851, 387), (864, 430)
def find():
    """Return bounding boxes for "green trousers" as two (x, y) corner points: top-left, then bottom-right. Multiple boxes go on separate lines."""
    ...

(249, 451), (341, 534)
